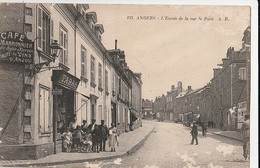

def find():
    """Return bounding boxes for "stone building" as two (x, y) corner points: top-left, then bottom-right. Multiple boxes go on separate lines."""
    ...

(0, 3), (143, 160)
(211, 26), (250, 130)
(142, 99), (153, 119)
(165, 82), (183, 120)
(152, 94), (166, 119)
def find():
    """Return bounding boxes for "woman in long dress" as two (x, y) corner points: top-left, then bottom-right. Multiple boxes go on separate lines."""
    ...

(108, 123), (118, 152)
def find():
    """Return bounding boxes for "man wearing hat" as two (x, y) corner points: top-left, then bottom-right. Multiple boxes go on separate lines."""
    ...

(88, 119), (97, 151)
(99, 120), (109, 151)
(190, 121), (198, 145)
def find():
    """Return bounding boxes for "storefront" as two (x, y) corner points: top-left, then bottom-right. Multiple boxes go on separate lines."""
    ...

(52, 70), (80, 153)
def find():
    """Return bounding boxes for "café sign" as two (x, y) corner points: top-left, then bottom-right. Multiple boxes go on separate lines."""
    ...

(0, 31), (34, 64)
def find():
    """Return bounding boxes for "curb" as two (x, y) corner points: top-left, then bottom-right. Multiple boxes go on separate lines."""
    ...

(0, 127), (155, 167)
(126, 127), (154, 155)
(211, 132), (243, 142)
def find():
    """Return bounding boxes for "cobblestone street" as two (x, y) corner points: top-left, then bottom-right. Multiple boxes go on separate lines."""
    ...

(45, 120), (249, 168)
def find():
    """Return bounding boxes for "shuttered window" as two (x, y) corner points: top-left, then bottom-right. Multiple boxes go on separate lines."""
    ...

(39, 86), (51, 133)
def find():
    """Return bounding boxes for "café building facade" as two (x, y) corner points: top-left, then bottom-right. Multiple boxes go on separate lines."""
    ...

(0, 3), (110, 159)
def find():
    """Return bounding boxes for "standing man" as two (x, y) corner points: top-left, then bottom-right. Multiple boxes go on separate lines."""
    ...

(241, 113), (250, 159)
(190, 121), (198, 145)
(92, 124), (102, 153)
(99, 120), (109, 152)
(88, 119), (96, 152)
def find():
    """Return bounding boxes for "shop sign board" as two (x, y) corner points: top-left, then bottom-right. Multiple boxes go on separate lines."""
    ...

(53, 70), (80, 91)
(0, 31), (34, 64)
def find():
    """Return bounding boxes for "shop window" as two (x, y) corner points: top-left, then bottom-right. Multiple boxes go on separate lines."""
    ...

(98, 63), (102, 90)
(59, 25), (68, 65)
(39, 86), (51, 133)
(37, 6), (51, 54)
(81, 46), (87, 78)
(239, 67), (246, 80)
(91, 56), (96, 86)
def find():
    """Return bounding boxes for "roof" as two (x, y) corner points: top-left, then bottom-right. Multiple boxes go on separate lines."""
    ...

(186, 88), (203, 96)
(176, 91), (188, 98)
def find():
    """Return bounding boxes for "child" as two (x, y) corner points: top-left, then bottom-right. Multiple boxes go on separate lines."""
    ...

(62, 128), (72, 152)
(82, 129), (92, 152)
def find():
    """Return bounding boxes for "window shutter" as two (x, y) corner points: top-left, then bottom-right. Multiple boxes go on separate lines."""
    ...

(37, 7), (42, 51)
(65, 34), (68, 65)
(46, 17), (51, 55)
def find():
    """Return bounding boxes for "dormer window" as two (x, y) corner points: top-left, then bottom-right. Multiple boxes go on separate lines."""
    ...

(86, 12), (97, 31)
(95, 24), (104, 41)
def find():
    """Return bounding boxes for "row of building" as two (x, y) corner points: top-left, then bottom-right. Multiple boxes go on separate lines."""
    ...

(0, 3), (142, 160)
(144, 26), (251, 131)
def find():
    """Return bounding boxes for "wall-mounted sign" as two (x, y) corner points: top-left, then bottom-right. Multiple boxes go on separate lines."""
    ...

(53, 89), (63, 95)
(0, 31), (34, 64)
(52, 70), (80, 91)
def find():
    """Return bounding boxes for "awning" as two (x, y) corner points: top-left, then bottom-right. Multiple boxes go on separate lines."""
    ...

(130, 109), (139, 122)
(52, 70), (80, 91)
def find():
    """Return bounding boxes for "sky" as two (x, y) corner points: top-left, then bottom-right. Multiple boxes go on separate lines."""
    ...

(89, 4), (250, 100)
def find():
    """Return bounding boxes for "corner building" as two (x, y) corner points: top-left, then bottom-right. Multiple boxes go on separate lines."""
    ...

(0, 3), (114, 159)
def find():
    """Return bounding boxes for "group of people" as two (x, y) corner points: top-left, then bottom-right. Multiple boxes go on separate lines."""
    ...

(62, 118), (119, 153)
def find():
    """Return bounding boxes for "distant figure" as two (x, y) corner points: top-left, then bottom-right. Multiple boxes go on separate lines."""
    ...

(109, 123), (118, 152)
(190, 121), (198, 145)
(201, 122), (207, 138)
(99, 120), (109, 152)
(88, 119), (97, 152)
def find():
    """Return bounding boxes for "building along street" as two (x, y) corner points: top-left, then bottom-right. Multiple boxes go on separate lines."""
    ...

(44, 120), (249, 168)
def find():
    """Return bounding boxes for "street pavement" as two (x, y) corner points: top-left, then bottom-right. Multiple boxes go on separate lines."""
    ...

(44, 120), (249, 168)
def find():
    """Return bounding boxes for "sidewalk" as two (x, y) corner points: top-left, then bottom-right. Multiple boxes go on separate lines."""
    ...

(0, 122), (154, 167)
(198, 127), (243, 142)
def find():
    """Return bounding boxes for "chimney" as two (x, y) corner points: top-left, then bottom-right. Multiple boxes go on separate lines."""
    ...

(115, 39), (117, 49)
(171, 85), (175, 91)
(187, 86), (192, 92)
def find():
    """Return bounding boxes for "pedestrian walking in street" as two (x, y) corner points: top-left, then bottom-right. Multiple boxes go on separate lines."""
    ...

(92, 124), (102, 153)
(201, 122), (207, 138)
(109, 123), (118, 152)
(190, 121), (198, 145)
(241, 113), (250, 160)
(99, 120), (109, 152)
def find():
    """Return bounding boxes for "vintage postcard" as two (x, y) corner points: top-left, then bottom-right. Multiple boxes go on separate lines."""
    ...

(0, 0), (258, 168)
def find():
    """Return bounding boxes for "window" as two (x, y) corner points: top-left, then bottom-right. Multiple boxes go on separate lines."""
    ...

(78, 100), (87, 125)
(59, 25), (68, 65)
(25, 24), (32, 32)
(37, 6), (51, 54)
(81, 46), (87, 78)
(98, 63), (102, 89)
(119, 78), (122, 95)
(239, 67), (246, 80)
(98, 105), (102, 120)
(25, 7), (32, 16)
(91, 56), (96, 85)
(105, 70), (108, 93)
(112, 71), (115, 91)
(39, 86), (51, 133)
